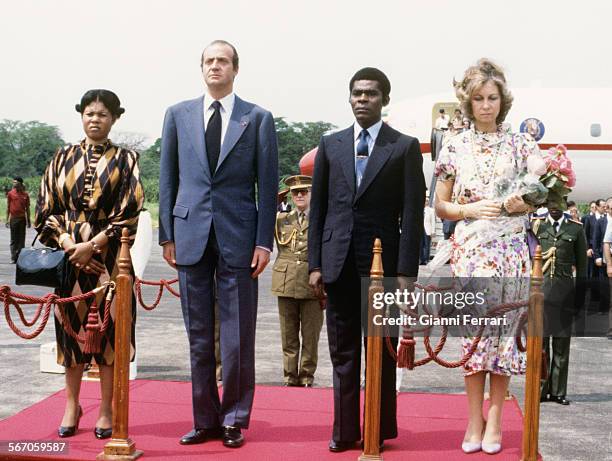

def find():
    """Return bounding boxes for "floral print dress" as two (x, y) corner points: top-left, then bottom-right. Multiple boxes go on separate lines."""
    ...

(434, 124), (541, 376)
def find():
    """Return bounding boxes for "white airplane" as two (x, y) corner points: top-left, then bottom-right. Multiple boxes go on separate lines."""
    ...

(383, 88), (612, 203)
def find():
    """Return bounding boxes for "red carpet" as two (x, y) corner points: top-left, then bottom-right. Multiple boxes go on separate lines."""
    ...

(0, 380), (534, 460)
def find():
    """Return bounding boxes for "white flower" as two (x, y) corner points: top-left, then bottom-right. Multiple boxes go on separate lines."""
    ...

(527, 155), (547, 176)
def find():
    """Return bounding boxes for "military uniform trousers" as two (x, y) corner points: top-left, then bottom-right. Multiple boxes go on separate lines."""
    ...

(272, 209), (323, 386)
(534, 217), (587, 400)
(277, 296), (323, 385)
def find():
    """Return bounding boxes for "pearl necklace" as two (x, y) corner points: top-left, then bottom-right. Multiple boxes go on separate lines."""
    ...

(472, 130), (503, 186)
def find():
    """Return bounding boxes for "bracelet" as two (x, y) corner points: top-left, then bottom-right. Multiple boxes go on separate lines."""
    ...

(89, 240), (101, 253)
(58, 233), (73, 247)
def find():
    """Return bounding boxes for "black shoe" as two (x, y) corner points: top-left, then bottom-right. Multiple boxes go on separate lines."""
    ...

(94, 427), (112, 439)
(360, 440), (385, 452)
(179, 427), (223, 445)
(58, 405), (83, 438)
(551, 396), (570, 405)
(328, 439), (357, 452)
(222, 426), (244, 448)
(540, 394), (550, 403)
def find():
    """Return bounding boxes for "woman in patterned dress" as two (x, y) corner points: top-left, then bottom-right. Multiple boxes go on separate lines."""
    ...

(434, 59), (541, 454)
(34, 90), (144, 439)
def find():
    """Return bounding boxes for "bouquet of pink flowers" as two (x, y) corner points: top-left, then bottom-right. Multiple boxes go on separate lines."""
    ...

(526, 144), (575, 210)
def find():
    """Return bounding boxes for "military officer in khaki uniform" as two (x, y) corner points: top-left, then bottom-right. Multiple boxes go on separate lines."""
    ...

(271, 175), (324, 387)
(533, 201), (587, 405)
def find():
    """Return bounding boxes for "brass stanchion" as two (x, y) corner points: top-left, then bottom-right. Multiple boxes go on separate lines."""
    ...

(521, 245), (544, 461)
(360, 238), (384, 461)
(98, 228), (143, 461)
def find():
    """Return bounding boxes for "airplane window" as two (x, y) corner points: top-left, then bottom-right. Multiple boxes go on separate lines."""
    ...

(591, 123), (601, 137)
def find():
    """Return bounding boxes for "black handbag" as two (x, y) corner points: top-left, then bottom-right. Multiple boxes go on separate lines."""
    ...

(15, 235), (70, 290)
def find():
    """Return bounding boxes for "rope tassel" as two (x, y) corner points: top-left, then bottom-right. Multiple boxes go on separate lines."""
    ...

(83, 302), (102, 354)
(397, 336), (416, 370)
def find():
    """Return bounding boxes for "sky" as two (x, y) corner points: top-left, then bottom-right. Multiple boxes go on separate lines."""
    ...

(2, 0), (611, 145)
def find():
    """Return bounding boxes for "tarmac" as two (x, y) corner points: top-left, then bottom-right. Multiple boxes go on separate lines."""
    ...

(0, 226), (611, 461)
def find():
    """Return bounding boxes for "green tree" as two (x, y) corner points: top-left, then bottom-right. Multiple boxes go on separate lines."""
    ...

(0, 120), (64, 177)
(139, 137), (161, 181)
(139, 138), (161, 202)
(275, 118), (336, 178)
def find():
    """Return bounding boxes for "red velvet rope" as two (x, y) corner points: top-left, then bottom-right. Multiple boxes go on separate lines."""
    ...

(383, 281), (529, 369)
(134, 277), (179, 310)
(0, 284), (109, 340)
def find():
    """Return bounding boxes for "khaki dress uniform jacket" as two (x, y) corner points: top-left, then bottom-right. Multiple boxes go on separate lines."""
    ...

(271, 209), (323, 386)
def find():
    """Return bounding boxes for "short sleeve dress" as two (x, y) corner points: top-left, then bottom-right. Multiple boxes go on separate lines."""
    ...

(434, 124), (541, 376)
(34, 140), (145, 367)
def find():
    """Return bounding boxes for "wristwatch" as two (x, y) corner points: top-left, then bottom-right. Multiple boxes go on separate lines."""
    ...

(89, 240), (101, 253)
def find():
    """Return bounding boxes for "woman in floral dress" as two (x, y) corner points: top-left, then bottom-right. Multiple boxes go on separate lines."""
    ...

(35, 89), (144, 439)
(434, 59), (541, 455)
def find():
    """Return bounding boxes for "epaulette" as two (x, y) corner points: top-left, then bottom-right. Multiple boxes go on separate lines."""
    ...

(276, 211), (289, 221)
(569, 218), (583, 225)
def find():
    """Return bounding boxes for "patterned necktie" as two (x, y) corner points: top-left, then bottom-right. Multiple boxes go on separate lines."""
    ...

(206, 100), (222, 174)
(355, 129), (369, 188)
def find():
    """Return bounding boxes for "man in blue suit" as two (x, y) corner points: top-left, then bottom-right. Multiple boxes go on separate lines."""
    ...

(159, 40), (278, 448)
(309, 68), (425, 452)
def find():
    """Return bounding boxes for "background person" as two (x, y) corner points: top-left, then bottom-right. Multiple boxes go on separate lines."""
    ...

(533, 201), (587, 405)
(271, 175), (323, 387)
(434, 58), (540, 455)
(603, 222), (612, 338)
(593, 198), (612, 314)
(34, 89), (144, 439)
(6, 176), (31, 263)
(435, 108), (450, 130)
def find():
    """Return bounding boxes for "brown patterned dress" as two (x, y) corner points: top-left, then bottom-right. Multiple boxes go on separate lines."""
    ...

(34, 140), (144, 367)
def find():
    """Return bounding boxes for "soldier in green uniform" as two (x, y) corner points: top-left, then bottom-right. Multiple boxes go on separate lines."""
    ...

(532, 201), (587, 405)
(271, 175), (324, 387)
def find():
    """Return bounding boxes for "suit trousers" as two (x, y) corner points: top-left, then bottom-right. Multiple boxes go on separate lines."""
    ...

(177, 226), (258, 429)
(9, 217), (26, 262)
(325, 249), (398, 443)
(277, 297), (323, 385)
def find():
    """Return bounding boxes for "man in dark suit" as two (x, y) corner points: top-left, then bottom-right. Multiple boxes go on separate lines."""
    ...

(159, 40), (278, 448)
(308, 67), (425, 452)
(581, 201), (596, 279)
(593, 198), (611, 314)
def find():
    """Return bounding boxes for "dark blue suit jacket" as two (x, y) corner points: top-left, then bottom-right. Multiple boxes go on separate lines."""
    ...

(309, 123), (425, 283)
(593, 215), (610, 261)
(158, 95), (278, 267)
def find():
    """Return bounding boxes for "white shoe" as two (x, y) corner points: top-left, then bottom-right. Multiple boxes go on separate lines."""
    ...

(482, 441), (502, 454)
(461, 441), (482, 453)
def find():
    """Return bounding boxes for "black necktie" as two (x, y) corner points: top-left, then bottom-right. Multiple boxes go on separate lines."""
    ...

(553, 221), (559, 233)
(206, 100), (222, 174)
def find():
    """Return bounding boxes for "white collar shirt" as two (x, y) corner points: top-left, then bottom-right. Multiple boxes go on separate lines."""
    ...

(203, 92), (235, 144)
(547, 214), (565, 231)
